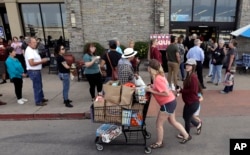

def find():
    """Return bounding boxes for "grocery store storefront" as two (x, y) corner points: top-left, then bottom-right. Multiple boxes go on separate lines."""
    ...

(0, 0), (68, 48)
(169, 0), (239, 42)
(1, 0), (250, 54)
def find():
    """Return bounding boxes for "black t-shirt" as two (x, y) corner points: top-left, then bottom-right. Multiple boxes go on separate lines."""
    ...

(101, 51), (121, 77)
(212, 47), (225, 65)
(21, 41), (28, 50)
(56, 55), (70, 73)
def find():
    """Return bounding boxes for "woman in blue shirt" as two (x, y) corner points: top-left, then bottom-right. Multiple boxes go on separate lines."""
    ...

(5, 47), (28, 105)
(83, 43), (103, 101)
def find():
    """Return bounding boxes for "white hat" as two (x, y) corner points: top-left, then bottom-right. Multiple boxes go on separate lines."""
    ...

(185, 58), (197, 65)
(122, 48), (137, 58)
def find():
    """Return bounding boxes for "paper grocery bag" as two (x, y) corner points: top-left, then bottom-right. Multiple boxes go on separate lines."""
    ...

(93, 99), (105, 122)
(103, 81), (121, 104)
(119, 85), (135, 108)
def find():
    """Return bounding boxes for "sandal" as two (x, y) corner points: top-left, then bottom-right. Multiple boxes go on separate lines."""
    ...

(180, 135), (192, 144)
(176, 134), (184, 139)
(150, 142), (163, 149)
(197, 122), (202, 135)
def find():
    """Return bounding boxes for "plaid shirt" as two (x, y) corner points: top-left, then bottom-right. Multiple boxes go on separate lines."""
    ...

(118, 59), (134, 84)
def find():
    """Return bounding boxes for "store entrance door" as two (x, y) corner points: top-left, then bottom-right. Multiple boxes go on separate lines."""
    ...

(0, 6), (12, 41)
(189, 26), (217, 41)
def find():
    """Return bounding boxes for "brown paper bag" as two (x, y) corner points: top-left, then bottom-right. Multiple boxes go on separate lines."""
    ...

(93, 99), (105, 122)
(119, 85), (135, 108)
(103, 81), (121, 104)
(104, 104), (122, 124)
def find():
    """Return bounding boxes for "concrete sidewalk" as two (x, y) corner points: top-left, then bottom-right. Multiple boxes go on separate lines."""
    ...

(0, 65), (249, 120)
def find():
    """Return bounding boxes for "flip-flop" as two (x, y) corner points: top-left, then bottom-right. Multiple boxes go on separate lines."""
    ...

(150, 143), (163, 149)
(176, 134), (184, 139)
(197, 122), (202, 135)
(180, 135), (192, 144)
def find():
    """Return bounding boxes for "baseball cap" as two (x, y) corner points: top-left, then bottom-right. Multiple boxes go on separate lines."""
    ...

(185, 58), (197, 65)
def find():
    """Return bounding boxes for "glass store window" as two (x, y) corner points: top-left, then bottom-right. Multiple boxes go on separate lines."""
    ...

(20, 3), (68, 48)
(20, 4), (42, 37)
(170, 0), (192, 22)
(193, 0), (215, 22)
(215, 0), (237, 22)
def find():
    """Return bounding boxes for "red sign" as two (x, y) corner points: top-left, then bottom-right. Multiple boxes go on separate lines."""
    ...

(150, 34), (171, 50)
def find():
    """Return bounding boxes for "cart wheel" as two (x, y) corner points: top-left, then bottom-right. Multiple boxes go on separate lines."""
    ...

(145, 147), (152, 154)
(96, 144), (103, 151)
(145, 132), (151, 139)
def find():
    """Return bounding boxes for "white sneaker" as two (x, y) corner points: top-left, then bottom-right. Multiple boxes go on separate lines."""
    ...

(21, 98), (28, 102)
(17, 99), (25, 104)
(171, 84), (176, 91)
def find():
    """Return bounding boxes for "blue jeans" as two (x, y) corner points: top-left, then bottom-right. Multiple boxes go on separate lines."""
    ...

(211, 65), (223, 83)
(180, 62), (185, 79)
(208, 59), (213, 76)
(28, 70), (44, 104)
(59, 73), (70, 100)
(223, 85), (234, 93)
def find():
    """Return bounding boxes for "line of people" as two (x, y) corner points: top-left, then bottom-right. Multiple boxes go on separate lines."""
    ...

(1, 36), (75, 108)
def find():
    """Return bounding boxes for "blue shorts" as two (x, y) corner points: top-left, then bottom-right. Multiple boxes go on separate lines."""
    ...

(160, 99), (177, 114)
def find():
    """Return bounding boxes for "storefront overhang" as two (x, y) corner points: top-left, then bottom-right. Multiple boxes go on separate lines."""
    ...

(170, 22), (236, 31)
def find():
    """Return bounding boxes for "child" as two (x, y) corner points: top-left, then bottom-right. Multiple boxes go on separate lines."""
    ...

(220, 70), (235, 94)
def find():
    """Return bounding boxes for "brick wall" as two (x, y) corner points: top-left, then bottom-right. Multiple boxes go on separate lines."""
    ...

(235, 0), (250, 55)
(66, 0), (169, 56)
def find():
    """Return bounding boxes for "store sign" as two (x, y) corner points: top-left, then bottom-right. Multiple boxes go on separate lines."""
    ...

(150, 34), (171, 50)
(0, 26), (4, 38)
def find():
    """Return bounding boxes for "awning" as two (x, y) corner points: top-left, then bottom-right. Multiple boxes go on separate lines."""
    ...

(231, 24), (250, 38)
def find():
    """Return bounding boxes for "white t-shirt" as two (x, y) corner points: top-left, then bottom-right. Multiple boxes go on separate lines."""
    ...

(25, 46), (42, 70)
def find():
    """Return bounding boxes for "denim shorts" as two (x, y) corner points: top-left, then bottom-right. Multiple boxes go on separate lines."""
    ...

(160, 99), (177, 114)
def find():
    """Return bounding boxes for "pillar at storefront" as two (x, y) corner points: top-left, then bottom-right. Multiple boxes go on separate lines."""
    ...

(5, 0), (23, 37)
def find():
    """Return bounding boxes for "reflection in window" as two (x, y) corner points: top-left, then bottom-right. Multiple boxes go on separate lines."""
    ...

(215, 0), (237, 22)
(170, 0), (192, 21)
(21, 4), (42, 37)
(20, 3), (68, 47)
(41, 4), (63, 46)
(193, 0), (215, 22)
(60, 3), (69, 46)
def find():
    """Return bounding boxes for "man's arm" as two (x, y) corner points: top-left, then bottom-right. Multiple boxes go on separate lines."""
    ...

(227, 54), (235, 71)
(176, 51), (180, 64)
(28, 58), (48, 66)
(200, 49), (205, 63)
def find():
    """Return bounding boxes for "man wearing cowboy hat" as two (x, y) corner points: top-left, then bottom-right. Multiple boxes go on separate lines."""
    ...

(117, 48), (137, 84)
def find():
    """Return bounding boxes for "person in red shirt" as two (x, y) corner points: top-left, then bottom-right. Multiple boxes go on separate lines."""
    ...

(177, 58), (202, 136)
(0, 37), (8, 84)
(150, 38), (162, 64)
(146, 59), (190, 149)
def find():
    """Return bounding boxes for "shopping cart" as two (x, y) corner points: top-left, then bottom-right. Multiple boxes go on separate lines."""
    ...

(91, 92), (152, 154)
(237, 53), (250, 74)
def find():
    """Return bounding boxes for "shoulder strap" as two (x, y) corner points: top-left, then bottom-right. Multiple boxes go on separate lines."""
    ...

(106, 53), (115, 71)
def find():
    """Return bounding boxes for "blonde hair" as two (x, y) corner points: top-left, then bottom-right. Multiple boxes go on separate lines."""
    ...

(148, 59), (164, 78)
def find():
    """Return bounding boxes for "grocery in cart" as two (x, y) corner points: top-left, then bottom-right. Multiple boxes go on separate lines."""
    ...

(90, 80), (152, 154)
